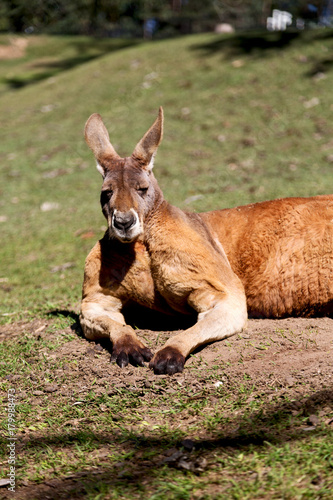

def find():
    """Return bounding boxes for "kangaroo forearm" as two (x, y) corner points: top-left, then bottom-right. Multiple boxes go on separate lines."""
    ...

(80, 298), (127, 341)
(164, 294), (247, 357)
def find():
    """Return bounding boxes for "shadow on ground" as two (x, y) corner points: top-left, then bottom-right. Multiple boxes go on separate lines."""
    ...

(10, 388), (333, 499)
(192, 28), (333, 77)
(48, 305), (196, 334)
(193, 30), (302, 56)
(47, 305), (196, 359)
(4, 38), (140, 89)
(193, 28), (333, 56)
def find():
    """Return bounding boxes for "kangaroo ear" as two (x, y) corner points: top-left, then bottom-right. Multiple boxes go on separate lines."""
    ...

(132, 107), (163, 171)
(84, 114), (120, 176)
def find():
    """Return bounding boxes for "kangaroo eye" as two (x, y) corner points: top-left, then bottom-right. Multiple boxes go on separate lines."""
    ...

(100, 190), (113, 205)
(138, 187), (148, 196)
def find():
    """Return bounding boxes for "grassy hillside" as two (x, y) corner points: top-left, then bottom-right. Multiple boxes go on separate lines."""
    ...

(1, 30), (333, 318)
(1, 30), (333, 500)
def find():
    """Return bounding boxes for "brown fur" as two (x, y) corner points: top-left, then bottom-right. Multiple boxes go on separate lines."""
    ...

(80, 108), (333, 374)
(202, 196), (333, 318)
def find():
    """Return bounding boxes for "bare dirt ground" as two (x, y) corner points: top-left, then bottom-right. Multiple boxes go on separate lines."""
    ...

(0, 37), (28, 59)
(2, 315), (332, 399)
(1, 316), (333, 499)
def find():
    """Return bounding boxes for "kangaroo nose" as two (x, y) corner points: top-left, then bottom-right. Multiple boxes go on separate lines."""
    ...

(113, 212), (136, 231)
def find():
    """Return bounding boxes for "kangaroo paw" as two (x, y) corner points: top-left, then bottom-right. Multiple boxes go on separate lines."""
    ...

(111, 335), (153, 368)
(149, 346), (185, 375)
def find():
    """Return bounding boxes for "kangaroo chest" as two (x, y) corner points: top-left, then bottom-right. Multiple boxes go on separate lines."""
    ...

(100, 239), (180, 314)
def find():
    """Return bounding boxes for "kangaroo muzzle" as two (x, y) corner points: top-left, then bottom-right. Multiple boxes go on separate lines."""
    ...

(111, 209), (142, 242)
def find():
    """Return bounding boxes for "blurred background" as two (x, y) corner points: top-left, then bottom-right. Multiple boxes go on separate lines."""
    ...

(1, 1), (333, 37)
(1, 0), (333, 319)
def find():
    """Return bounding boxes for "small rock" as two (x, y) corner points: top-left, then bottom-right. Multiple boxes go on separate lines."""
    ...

(41, 104), (55, 113)
(181, 107), (191, 117)
(34, 324), (46, 334)
(44, 384), (58, 393)
(178, 459), (192, 470)
(313, 72), (326, 81)
(91, 367), (102, 377)
(232, 59), (244, 68)
(308, 414), (320, 426)
(304, 97), (320, 109)
(42, 168), (67, 179)
(50, 262), (74, 273)
(40, 202), (60, 212)
(195, 457), (208, 471)
(33, 390), (45, 396)
(162, 450), (184, 464)
(164, 447), (178, 457)
(298, 55), (308, 63)
(17, 391), (27, 400)
(284, 376), (294, 387)
(0, 478), (11, 487)
(302, 426), (316, 432)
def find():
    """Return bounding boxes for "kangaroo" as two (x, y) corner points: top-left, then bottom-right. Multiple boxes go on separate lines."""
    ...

(80, 107), (333, 374)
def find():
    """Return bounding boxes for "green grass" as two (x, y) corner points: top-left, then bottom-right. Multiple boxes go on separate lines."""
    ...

(1, 29), (333, 318)
(1, 29), (333, 499)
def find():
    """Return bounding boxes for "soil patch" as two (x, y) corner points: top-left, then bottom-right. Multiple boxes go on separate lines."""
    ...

(0, 38), (28, 60)
(1, 315), (332, 395)
(1, 316), (332, 499)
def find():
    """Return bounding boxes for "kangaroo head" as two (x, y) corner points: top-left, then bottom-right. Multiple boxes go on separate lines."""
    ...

(84, 107), (164, 243)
